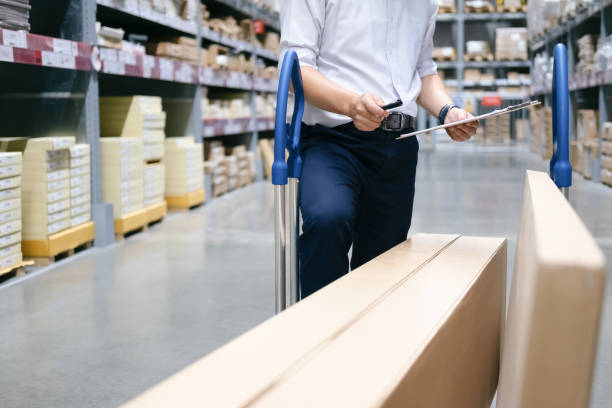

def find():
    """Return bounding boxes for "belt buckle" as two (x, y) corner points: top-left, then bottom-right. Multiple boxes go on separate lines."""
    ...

(382, 112), (404, 131)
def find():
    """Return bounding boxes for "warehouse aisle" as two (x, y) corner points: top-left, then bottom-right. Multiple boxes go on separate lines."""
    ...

(1, 145), (611, 408)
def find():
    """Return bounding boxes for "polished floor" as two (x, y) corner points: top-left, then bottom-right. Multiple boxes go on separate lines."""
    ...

(0, 144), (611, 407)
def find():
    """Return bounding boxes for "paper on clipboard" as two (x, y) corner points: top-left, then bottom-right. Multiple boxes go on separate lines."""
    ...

(396, 100), (541, 140)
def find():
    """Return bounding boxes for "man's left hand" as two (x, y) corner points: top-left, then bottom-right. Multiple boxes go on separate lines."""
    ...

(444, 108), (479, 142)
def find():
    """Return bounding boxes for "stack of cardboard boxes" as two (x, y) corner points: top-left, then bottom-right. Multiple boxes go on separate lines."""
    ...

(101, 138), (145, 219)
(228, 145), (255, 188)
(602, 124), (612, 187)
(205, 142), (229, 198)
(485, 114), (511, 145)
(69, 145), (92, 228)
(100, 95), (166, 212)
(495, 28), (528, 61)
(0, 152), (22, 270)
(204, 142), (255, 199)
(165, 138), (204, 202)
(17, 137), (75, 241)
(146, 36), (199, 64)
(572, 110), (599, 179)
(528, 105), (553, 159)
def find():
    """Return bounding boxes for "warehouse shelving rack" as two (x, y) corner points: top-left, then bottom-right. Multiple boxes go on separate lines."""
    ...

(528, 0), (612, 185)
(0, 0), (280, 247)
(420, 0), (530, 147)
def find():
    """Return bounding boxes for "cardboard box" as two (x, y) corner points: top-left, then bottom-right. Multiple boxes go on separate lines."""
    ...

(495, 27), (527, 60)
(71, 212), (91, 227)
(0, 208), (20, 224)
(0, 152), (21, 166)
(0, 220), (21, 237)
(0, 252), (22, 269)
(498, 171), (606, 408)
(71, 194), (90, 207)
(0, 187), (20, 202)
(123, 233), (506, 408)
(0, 231), (21, 249)
(0, 176), (20, 191)
(577, 109), (599, 141)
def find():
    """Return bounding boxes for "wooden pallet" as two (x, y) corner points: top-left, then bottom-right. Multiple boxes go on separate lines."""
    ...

(0, 260), (35, 283)
(434, 56), (456, 62)
(497, 56), (528, 61)
(464, 53), (494, 62)
(498, 4), (527, 13)
(166, 188), (206, 210)
(22, 222), (96, 266)
(465, 3), (495, 13)
(144, 200), (167, 226)
(439, 6), (456, 14)
(115, 209), (147, 240)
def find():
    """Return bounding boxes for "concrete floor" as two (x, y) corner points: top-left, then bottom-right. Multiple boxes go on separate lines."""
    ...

(0, 144), (610, 407)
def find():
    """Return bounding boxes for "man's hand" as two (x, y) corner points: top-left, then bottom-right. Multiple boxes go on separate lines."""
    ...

(444, 107), (479, 142)
(348, 93), (389, 131)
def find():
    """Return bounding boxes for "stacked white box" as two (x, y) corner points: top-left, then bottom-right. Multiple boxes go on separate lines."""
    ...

(144, 162), (165, 207)
(20, 137), (75, 240)
(101, 138), (144, 218)
(0, 152), (22, 269)
(165, 138), (203, 196)
(69, 144), (92, 228)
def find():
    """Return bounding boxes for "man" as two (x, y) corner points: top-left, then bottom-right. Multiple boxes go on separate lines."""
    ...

(280, 0), (478, 298)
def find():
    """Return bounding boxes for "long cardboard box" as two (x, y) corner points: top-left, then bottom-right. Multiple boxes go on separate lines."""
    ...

(497, 171), (606, 408)
(123, 233), (507, 408)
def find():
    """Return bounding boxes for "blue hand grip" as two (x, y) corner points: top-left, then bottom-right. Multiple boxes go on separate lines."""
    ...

(550, 43), (572, 188)
(272, 50), (305, 186)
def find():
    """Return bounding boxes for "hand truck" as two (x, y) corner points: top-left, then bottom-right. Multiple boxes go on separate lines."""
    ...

(273, 50), (305, 313)
(550, 43), (572, 199)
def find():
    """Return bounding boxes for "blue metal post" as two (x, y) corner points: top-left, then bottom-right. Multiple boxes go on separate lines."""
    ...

(551, 44), (572, 198)
(273, 50), (305, 313)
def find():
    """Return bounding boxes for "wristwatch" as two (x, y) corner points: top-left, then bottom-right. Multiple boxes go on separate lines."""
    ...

(438, 104), (460, 125)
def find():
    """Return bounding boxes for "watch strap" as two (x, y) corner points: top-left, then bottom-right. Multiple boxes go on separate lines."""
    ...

(438, 104), (459, 125)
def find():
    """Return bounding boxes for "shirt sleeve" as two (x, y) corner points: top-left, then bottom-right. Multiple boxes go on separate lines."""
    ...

(279, 0), (325, 69)
(416, 4), (438, 78)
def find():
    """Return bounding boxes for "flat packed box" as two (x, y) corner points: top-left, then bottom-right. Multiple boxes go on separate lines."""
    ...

(577, 110), (599, 140)
(71, 193), (90, 207)
(22, 199), (70, 216)
(0, 220), (21, 237)
(0, 243), (20, 259)
(21, 207), (70, 225)
(0, 198), (20, 214)
(0, 176), (21, 191)
(23, 218), (71, 239)
(71, 212), (91, 227)
(0, 208), (20, 224)
(70, 144), (90, 159)
(123, 234), (506, 408)
(70, 165), (90, 178)
(0, 152), (21, 167)
(0, 231), (21, 249)
(0, 163), (22, 179)
(0, 252), (22, 270)
(0, 187), (20, 202)
(70, 203), (90, 218)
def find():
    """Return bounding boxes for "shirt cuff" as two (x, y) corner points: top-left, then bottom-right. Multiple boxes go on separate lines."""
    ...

(418, 59), (438, 78)
(279, 46), (318, 70)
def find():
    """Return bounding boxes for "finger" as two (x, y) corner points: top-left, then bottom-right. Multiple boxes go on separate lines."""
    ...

(356, 116), (381, 130)
(363, 96), (386, 119)
(455, 126), (473, 140)
(372, 94), (385, 106)
(449, 127), (470, 141)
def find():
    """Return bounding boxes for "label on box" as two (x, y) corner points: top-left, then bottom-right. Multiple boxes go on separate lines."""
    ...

(71, 194), (90, 206)
(71, 213), (90, 227)
(41, 51), (76, 70)
(0, 231), (20, 248)
(48, 209), (69, 224)
(0, 44), (13, 62)
(71, 203), (90, 217)
(48, 189), (69, 203)
(0, 220), (20, 236)
(0, 198), (18, 212)
(70, 156), (89, 168)
(0, 176), (20, 191)
(70, 165), (89, 178)
(0, 253), (21, 269)
(0, 208), (19, 224)
(48, 169), (69, 182)
(52, 38), (79, 56)
(48, 179), (69, 192)
(70, 175), (88, 188)
(0, 187), (18, 201)
(0, 243), (20, 259)
(2, 29), (27, 48)
(70, 185), (89, 197)
(48, 219), (70, 235)
(48, 199), (70, 214)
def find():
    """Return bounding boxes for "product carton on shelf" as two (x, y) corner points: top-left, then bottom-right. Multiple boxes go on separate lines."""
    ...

(495, 27), (528, 61)
(0, 137), (75, 241)
(165, 137), (203, 197)
(0, 151), (22, 270)
(144, 162), (165, 207)
(577, 109), (599, 141)
(100, 138), (144, 219)
(69, 144), (91, 228)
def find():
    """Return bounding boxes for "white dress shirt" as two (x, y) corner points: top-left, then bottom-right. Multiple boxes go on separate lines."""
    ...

(280, 0), (438, 128)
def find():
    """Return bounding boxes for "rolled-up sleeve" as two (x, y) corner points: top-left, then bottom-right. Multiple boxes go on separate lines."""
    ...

(279, 0), (324, 69)
(416, 5), (438, 78)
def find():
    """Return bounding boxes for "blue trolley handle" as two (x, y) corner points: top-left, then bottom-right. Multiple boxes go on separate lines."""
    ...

(551, 43), (572, 198)
(273, 50), (305, 313)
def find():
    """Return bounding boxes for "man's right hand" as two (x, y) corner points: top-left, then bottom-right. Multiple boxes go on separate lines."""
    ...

(348, 93), (389, 131)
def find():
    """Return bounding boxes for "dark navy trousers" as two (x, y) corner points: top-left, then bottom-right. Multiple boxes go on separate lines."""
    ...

(298, 122), (419, 298)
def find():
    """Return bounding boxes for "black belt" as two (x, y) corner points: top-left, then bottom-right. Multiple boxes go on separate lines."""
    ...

(380, 112), (417, 131)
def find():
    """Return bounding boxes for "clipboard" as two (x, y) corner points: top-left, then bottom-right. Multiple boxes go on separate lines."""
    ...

(396, 100), (541, 140)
